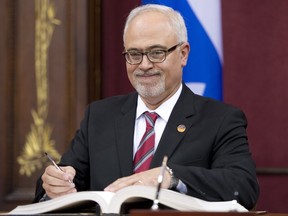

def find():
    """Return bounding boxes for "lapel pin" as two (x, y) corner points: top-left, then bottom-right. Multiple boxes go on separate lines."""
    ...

(177, 124), (186, 133)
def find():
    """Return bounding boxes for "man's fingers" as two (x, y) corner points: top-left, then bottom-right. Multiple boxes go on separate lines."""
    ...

(44, 184), (76, 199)
(104, 168), (166, 192)
(43, 174), (74, 187)
(61, 166), (76, 180)
(42, 165), (76, 199)
(43, 165), (74, 183)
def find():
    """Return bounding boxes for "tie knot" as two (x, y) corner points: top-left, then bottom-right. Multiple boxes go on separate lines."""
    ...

(144, 111), (158, 126)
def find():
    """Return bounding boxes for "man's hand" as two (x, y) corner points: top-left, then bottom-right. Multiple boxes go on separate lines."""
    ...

(104, 167), (171, 192)
(42, 165), (76, 199)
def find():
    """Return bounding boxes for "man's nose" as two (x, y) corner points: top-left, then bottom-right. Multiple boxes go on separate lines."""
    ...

(139, 54), (153, 69)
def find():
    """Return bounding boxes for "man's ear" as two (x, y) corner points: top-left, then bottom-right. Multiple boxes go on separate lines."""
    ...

(180, 42), (190, 67)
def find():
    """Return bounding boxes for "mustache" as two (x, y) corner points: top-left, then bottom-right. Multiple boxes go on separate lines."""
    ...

(134, 70), (161, 76)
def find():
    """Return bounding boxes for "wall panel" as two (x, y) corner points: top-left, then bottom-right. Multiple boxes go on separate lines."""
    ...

(222, 0), (288, 212)
(0, 0), (100, 211)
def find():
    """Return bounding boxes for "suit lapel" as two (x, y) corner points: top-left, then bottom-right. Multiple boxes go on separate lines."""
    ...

(114, 86), (198, 173)
(115, 93), (138, 177)
(151, 85), (197, 167)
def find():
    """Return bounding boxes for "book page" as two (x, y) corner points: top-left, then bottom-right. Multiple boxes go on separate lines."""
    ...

(107, 185), (248, 213)
(7, 186), (248, 214)
(8, 191), (115, 215)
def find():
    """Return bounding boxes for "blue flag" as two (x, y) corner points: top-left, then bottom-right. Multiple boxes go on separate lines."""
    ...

(141, 0), (223, 100)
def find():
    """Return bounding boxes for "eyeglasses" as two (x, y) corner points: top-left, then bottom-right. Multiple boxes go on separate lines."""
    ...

(122, 43), (183, 65)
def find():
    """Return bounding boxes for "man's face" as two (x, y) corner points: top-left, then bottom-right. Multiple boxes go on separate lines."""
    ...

(124, 11), (189, 106)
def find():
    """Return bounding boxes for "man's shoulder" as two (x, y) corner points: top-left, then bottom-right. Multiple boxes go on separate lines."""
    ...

(89, 91), (137, 112)
(192, 93), (244, 116)
(182, 83), (238, 110)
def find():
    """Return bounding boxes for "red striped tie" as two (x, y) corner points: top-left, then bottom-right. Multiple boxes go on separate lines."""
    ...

(133, 112), (158, 173)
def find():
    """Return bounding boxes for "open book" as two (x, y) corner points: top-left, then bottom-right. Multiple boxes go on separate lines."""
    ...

(7, 185), (248, 215)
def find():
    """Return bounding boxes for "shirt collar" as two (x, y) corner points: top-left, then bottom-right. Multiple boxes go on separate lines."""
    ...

(136, 83), (183, 122)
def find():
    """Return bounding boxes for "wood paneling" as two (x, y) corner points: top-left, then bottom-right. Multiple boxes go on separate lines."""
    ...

(0, 0), (100, 211)
(222, 0), (288, 212)
(100, 0), (137, 97)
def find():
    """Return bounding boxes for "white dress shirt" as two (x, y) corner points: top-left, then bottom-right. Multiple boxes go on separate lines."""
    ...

(133, 84), (183, 157)
(133, 84), (187, 193)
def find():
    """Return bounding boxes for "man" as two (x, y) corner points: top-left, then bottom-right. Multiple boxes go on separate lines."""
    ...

(35, 4), (259, 210)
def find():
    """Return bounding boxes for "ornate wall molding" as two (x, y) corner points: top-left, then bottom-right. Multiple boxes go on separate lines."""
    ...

(17, 0), (61, 177)
(0, 0), (99, 210)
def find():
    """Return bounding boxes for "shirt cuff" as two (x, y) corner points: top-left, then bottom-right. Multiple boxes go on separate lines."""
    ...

(176, 179), (188, 194)
(39, 193), (51, 202)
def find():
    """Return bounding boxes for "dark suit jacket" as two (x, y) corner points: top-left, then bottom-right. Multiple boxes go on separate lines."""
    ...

(34, 84), (259, 210)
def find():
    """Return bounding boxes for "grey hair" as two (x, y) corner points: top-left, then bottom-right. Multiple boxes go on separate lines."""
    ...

(123, 4), (188, 44)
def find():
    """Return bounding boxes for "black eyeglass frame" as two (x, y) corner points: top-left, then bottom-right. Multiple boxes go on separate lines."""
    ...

(122, 42), (184, 65)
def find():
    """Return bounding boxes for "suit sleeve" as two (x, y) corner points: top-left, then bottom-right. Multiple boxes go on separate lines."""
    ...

(170, 108), (259, 210)
(33, 105), (91, 202)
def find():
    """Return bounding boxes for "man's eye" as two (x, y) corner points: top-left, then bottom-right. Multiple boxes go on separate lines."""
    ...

(129, 52), (142, 57)
(150, 50), (164, 56)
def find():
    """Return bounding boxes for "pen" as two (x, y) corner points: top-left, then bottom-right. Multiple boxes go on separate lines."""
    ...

(151, 155), (168, 210)
(44, 152), (73, 184)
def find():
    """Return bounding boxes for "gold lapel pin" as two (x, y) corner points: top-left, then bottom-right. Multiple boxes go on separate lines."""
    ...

(177, 124), (186, 133)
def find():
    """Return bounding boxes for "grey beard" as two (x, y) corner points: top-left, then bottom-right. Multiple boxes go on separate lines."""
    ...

(134, 78), (165, 98)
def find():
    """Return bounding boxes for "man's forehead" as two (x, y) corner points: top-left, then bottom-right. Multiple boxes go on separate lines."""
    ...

(125, 44), (168, 51)
(125, 20), (175, 43)
(128, 11), (171, 30)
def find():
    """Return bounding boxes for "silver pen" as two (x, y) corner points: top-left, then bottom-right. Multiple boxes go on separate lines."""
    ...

(151, 155), (168, 210)
(45, 152), (73, 183)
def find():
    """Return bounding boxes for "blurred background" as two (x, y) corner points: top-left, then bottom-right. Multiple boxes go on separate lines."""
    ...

(0, 0), (288, 212)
